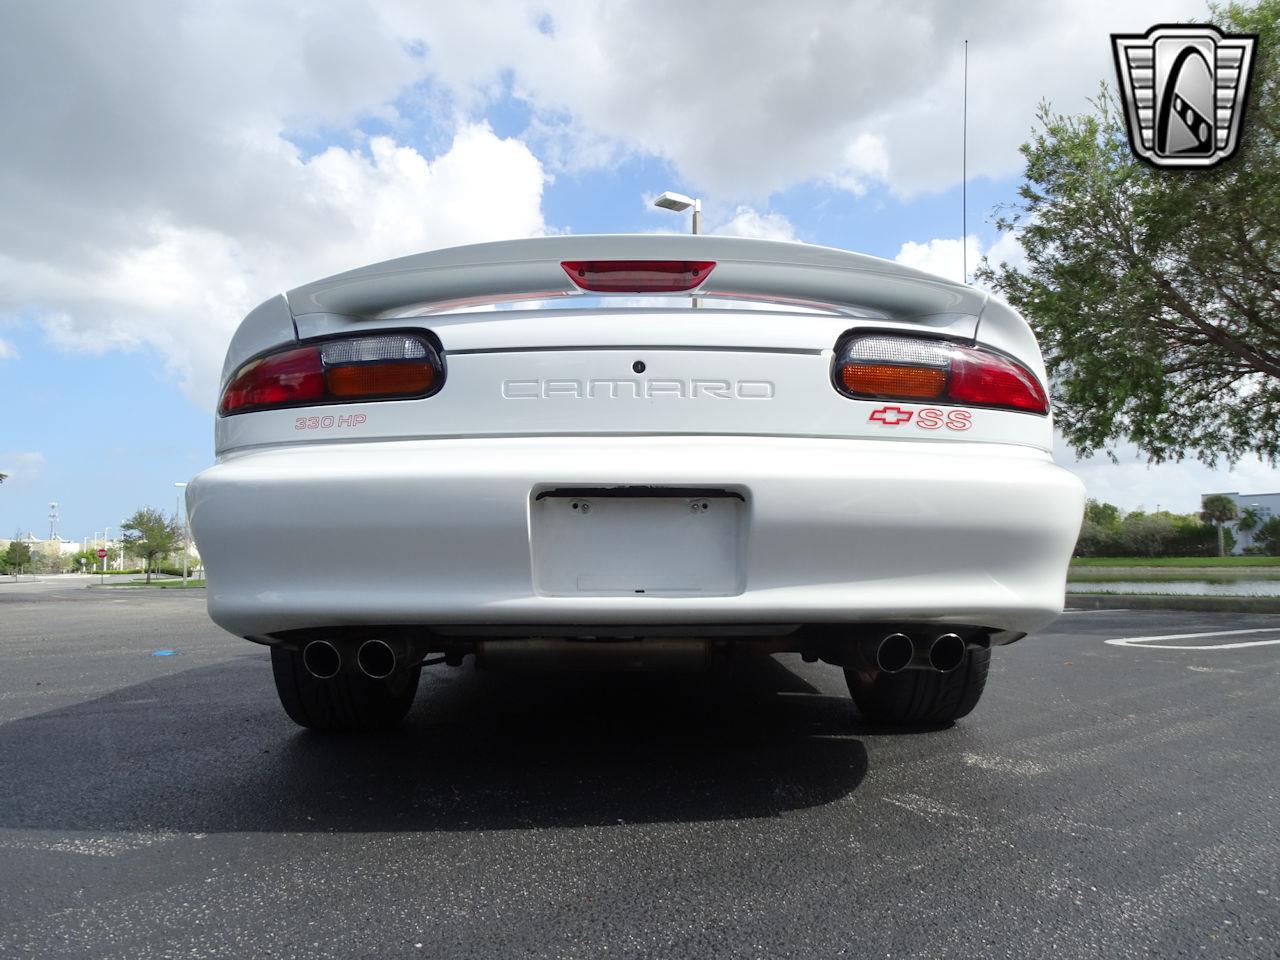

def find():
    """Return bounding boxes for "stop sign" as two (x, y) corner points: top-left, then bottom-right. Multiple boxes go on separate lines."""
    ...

(96, 548), (108, 559)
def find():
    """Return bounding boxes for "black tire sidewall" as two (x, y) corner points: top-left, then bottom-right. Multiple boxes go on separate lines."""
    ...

(271, 646), (420, 732)
(844, 646), (990, 725)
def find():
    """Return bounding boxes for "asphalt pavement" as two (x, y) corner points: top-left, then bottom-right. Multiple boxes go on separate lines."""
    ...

(1, 578), (1277, 959)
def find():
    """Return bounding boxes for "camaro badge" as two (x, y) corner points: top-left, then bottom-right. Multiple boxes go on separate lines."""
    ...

(1111, 24), (1256, 169)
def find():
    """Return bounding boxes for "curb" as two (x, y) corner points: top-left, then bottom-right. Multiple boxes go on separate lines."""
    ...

(1067, 593), (1280, 614)
(88, 582), (205, 590)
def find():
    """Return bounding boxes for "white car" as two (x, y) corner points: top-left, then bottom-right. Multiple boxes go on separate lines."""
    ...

(187, 236), (1084, 732)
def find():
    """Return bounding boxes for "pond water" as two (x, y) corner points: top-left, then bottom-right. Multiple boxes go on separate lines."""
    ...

(1068, 580), (1280, 597)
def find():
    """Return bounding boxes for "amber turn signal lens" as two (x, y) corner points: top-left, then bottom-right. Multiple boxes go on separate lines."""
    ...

(326, 362), (435, 398)
(840, 363), (947, 399)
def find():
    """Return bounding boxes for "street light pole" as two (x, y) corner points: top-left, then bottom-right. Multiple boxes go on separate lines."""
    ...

(653, 191), (702, 307)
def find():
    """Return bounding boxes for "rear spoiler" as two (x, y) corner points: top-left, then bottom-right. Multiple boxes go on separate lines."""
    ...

(222, 236), (1041, 392)
(285, 235), (988, 322)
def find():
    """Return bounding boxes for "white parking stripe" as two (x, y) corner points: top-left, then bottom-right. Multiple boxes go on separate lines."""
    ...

(1105, 628), (1280, 651)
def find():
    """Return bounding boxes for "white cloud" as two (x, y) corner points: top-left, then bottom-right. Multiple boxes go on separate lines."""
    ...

(893, 229), (1028, 286)
(0, 0), (550, 409)
(827, 134), (891, 196)
(0, 339), (16, 360)
(893, 235), (981, 284)
(714, 207), (797, 242)
(983, 230), (1028, 273)
(22, 125), (546, 408)
(387, 0), (1204, 197)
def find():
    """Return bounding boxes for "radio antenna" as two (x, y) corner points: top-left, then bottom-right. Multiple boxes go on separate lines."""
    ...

(962, 38), (968, 285)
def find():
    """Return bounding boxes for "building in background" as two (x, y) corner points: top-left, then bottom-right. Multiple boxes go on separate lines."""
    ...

(1204, 491), (1280, 554)
(0, 533), (83, 557)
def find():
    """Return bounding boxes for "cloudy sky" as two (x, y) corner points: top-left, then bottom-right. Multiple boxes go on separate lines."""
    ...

(2, 0), (1277, 540)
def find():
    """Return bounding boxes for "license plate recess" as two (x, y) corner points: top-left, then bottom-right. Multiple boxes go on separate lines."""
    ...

(530, 487), (747, 597)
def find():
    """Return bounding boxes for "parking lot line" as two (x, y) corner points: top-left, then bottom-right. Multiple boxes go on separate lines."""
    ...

(1105, 627), (1280, 651)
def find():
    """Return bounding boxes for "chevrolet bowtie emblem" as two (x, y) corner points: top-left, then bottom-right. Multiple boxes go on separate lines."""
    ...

(1112, 24), (1257, 169)
(869, 406), (915, 426)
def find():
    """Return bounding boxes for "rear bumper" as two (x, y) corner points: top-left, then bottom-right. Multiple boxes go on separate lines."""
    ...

(187, 436), (1084, 639)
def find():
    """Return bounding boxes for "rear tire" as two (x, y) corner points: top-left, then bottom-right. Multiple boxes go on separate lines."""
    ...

(271, 646), (420, 732)
(844, 646), (990, 725)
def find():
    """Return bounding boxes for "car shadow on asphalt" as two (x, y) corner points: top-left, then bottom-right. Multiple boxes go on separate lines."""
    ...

(0, 653), (953, 835)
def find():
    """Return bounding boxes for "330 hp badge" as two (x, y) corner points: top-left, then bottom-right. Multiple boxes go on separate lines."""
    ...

(1111, 24), (1257, 168)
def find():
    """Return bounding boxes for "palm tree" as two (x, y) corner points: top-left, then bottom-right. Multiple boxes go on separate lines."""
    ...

(1237, 507), (1263, 549)
(0, 473), (7, 484)
(1200, 494), (1239, 558)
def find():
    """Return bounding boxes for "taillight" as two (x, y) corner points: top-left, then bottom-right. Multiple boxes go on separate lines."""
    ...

(561, 260), (715, 293)
(834, 334), (1047, 415)
(219, 334), (442, 416)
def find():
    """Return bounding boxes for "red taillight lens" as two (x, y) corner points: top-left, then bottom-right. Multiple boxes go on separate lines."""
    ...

(218, 347), (325, 416)
(219, 334), (442, 416)
(948, 348), (1048, 413)
(834, 334), (1047, 415)
(561, 260), (715, 293)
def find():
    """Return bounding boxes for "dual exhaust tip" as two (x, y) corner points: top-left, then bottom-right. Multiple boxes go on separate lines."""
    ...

(301, 639), (397, 680)
(870, 632), (966, 674)
(302, 633), (968, 679)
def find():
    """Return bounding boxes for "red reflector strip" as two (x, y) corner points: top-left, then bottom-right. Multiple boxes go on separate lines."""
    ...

(218, 347), (324, 416)
(561, 260), (715, 293)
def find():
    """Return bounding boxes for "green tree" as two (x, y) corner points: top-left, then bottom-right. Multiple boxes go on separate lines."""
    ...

(2, 541), (32, 576)
(68, 546), (109, 573)
(1237, 506), (1263, 537)
(1200, 494), (1239, 557)
(1256, 516), (1280, 555)
(977, 0), (1280, 465)
(1083, 498), (1123, 529)
(1116, 512), (1178, 558)
(121, 508), (182, 583)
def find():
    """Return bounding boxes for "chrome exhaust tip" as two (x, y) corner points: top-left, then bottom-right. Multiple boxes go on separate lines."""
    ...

(875, 632), (914, 674)
(301, 640), (341, 680)
(928, 632), (966, 673)
(356, 639), (397, 679)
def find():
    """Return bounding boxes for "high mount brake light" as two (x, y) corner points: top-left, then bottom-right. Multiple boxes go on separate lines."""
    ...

(561, 260), (715, 293)
(834, 334), (1048, 415)
(218, 334), (442, 416)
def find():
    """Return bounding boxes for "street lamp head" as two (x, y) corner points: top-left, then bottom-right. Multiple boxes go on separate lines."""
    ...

(654, 191), (696, 212)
